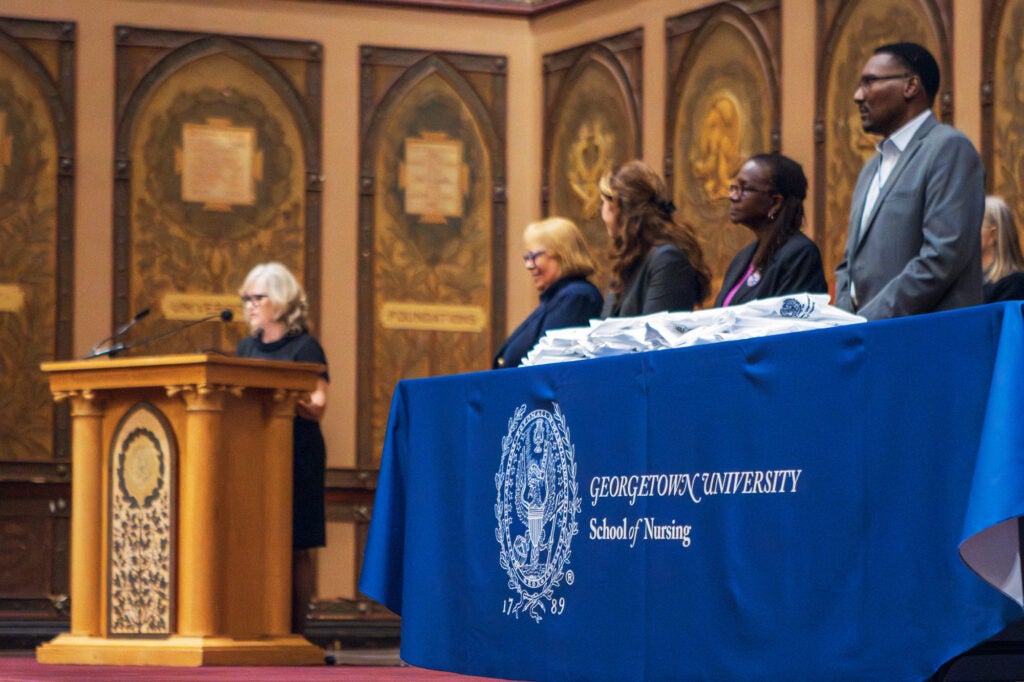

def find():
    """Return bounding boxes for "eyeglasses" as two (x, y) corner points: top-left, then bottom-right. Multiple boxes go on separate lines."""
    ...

(728, 184), (775, 199)
(856, 72), (912, 90)
(241, 293), (269, 306)
(522, 250), (547, 266)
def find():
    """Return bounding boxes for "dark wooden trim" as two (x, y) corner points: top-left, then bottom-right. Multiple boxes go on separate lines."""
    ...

(305, 601), (400, 650)
(0, 480), (72, 642)
(0, 462), (71, 484)
(282, 0), (589, 17)
(980, 0), (1004, 191)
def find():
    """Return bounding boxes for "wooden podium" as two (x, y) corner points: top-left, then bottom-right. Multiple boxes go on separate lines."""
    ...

(36, 354), (325, 666)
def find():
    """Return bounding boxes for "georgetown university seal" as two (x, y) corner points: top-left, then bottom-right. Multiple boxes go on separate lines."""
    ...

(495, 404), (580, 622)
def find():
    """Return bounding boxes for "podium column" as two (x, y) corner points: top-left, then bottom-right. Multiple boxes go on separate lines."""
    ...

(175, 385), (227, 636)
(264, 389), (300, 635)
(65, 391), (104, 636)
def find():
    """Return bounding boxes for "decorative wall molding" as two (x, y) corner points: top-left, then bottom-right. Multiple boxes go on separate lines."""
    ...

(290, 0), (585, 16)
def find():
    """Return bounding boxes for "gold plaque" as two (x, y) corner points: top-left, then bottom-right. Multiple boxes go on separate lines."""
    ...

(400, 133), (466, 222)
(380, 301), (487, 333)
(180, 120), (258, 209)
(0, 283), (25, 313)
(161, 292), (239, 321)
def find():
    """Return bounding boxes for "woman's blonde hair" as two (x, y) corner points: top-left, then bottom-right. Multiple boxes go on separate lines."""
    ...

(983, 196), (1024, 283)
(239, 262), (309, 333)
(523, 217), (597, 279)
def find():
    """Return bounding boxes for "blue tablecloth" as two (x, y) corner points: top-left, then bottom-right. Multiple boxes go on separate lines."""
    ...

(360, 302), (1024, 681)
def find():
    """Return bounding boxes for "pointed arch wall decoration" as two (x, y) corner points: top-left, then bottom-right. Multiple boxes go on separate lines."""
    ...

(814, 0), (951, 293)
(0, 14), (75, 630)
(113, 26), (323, 356)
(665, 1), (779, 300)
(541, 30), (642, 294)
(0, 18), (75, 463)
(982, 0), (1024, 247)
(357, 46), (507, 467)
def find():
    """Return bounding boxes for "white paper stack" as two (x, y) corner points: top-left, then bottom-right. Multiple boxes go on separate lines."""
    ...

(521, 293), (866, 367)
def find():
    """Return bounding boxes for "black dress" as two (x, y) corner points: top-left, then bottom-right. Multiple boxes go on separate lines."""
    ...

(237, 329), (329, 549)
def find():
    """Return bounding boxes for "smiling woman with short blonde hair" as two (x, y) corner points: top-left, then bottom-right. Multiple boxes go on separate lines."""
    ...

(493, 217), (602, 369)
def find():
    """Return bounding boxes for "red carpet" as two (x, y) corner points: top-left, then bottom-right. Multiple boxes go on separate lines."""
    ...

(0, 653), (507, 681)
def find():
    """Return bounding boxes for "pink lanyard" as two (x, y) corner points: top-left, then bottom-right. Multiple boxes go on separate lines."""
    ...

(721, 263), (756, 307)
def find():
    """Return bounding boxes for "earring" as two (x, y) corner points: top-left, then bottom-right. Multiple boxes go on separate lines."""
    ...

(768, 211), (777, 222)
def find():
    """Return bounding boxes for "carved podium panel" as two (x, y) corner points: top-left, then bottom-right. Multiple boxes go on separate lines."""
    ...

(35, 354), (324, 666)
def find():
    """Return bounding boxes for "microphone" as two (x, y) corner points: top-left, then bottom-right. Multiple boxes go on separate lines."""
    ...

(115, 308), (150, 336)
(84, 308), (151, 359)
(122, 309), (235, 354)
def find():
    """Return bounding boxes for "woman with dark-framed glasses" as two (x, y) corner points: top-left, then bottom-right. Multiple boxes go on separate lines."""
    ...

(236, 261), (329, 635)
(715, 153), (828, 307)
(493, 217), (602, 368)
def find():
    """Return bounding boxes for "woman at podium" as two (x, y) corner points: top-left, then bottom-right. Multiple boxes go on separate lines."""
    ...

(236, 262), (329, 635)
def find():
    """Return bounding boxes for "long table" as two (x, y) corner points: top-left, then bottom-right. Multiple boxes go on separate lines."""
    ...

(360, 302), (1024, 681)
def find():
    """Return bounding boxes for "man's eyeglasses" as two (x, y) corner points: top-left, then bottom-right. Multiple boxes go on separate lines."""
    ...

(728, 184), (774, 199)
(522, 250), (547, 266)
(856, 72), (912, 90)
(241, 294), (269, 306)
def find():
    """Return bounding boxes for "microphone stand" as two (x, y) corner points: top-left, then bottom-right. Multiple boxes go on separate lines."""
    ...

(83, 308), (150, 359)
(120, 310), (234, 355)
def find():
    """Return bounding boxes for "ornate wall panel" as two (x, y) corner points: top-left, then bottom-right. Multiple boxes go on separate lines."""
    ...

(0, 18), (74, 463)
(0, 16), (74, 635)
(114, 27), (323, 356)
(358, 47), (507, 467)
(815, 0), (950, 291)
(665, 2), (778, 300)
(541, 31), (642, 294)
(983, 0), (1024, 243)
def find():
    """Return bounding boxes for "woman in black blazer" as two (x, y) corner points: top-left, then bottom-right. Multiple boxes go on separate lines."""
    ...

(715, 153), (828, 307)
(599, 160), (711, 317)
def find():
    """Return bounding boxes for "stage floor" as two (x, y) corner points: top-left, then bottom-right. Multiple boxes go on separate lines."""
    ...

(0, 650), (511, 681)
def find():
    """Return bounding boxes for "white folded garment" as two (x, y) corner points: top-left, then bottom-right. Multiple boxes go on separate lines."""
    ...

(521, 293), (866, 366)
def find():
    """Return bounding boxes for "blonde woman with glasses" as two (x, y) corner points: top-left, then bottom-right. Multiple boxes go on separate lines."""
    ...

(237, 262), (328, 635)
(981, 196), (1024, 303)
(493, 217), (602, 368)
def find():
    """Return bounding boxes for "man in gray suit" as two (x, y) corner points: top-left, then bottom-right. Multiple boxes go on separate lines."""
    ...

(834, 42), (984, 320)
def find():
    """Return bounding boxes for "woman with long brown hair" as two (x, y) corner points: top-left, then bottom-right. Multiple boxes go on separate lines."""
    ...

(598, 160), (711, 317)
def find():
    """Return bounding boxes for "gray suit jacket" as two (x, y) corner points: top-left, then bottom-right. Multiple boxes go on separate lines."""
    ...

(834, 115), (984, 320)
